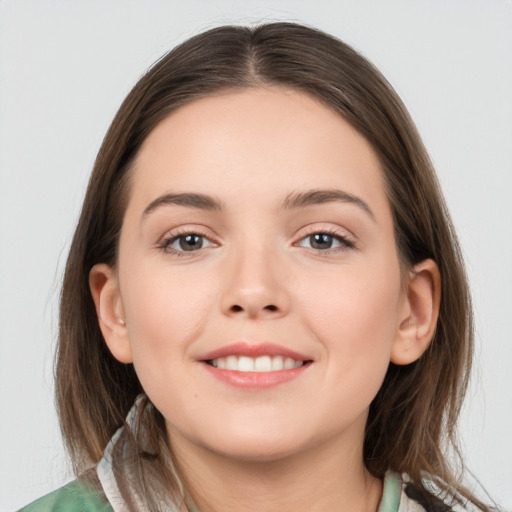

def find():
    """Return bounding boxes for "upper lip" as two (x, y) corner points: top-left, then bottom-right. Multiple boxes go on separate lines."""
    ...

(200, 342), (312, 362)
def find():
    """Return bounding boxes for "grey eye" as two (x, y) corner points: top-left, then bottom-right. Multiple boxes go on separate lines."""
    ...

(298, 233), (349, 251)
(309, 233), (334, 249)
(178, 234), (204, 251)
(165, 233), (214, 253)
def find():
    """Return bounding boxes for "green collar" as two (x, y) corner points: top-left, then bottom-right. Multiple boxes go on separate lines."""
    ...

(378, 472), (402, 512)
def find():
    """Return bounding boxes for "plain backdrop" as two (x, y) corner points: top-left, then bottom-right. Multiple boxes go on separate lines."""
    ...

(1, 0), (511, 510)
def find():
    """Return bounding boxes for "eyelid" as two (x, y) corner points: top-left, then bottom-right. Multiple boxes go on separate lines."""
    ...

(293, 224), (357, 251)
(157, 226), (219, 255)
(155, 223), (356, 256)
(295, 223), (356, 240)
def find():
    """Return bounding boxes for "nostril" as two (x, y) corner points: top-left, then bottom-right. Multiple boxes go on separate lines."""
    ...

(229, 304), (278, 313)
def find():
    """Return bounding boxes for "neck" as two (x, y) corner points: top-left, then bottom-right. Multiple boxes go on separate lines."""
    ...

(169, 428), (383, 512)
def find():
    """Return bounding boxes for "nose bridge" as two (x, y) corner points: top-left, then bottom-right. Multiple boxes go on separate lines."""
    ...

(220, 234), (289, 318)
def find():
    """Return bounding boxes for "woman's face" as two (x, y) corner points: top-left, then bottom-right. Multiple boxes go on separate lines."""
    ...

(103, 87), (411, 461)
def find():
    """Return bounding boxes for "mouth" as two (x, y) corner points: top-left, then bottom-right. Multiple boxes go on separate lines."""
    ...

(199, 342), (312, 388)
(205, 355), (306, 372)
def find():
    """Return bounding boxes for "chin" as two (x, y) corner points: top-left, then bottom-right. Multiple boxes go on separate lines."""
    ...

(203, 435), (309, 463)
(175, 418), (314, 463)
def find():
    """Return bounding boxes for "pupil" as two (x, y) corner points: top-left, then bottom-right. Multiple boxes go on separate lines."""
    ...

(311, 233), (332, 249)
(180, 234), (202, 251)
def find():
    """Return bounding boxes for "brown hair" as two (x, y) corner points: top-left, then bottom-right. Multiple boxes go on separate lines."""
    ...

(56, 22), (486, 510)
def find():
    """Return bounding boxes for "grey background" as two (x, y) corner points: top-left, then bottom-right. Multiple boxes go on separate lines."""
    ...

(1, 0), (511, 510)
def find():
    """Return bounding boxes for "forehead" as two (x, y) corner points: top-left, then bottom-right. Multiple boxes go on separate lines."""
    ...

(129, 86), (387, 213)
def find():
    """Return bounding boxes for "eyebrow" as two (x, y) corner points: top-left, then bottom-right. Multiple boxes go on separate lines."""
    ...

(143, 193), (224, 216)
(282, 189), (375, 220)
(142, 188), (374, 220)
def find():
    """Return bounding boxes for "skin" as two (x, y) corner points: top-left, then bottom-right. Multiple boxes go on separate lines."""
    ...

(91, 87), (440, 512)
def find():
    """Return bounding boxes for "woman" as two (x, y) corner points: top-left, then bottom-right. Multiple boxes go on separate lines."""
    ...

(21, 22), (491, 512)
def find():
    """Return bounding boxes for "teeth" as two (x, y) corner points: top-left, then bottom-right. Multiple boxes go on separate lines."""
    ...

(226, 355), (237, 370)
(284, 357), (295, 370)
(238, 356), (254, 372)
(254, 355), (272, 372)
(209, 355), (304, 372)
(271, 356), (284, 371)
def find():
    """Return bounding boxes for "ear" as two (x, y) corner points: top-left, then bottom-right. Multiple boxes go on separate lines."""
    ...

(391, 259), (441, 365)
(89, 263), (133, 364)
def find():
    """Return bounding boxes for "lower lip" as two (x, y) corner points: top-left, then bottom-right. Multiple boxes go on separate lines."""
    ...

(201, 362), (311, 389)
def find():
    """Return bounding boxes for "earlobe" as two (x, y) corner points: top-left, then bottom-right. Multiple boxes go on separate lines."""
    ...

(391, 259), (441, 365)
(89, 263), (133, 364)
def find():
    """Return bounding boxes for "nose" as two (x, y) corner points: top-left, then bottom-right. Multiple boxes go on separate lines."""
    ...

(220, 243), (290, 320)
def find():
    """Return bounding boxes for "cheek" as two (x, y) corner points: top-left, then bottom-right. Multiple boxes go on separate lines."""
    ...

(303, 265), (401, 341)
(119, 261), (214, 383)
(298, 259), (402, 394)
(123, 256), (212, 328)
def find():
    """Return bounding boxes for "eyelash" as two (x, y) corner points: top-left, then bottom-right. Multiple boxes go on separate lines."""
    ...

(295, 227), (355, 254)
(158, 228), (216, 257)
(158, 227), (355, 257)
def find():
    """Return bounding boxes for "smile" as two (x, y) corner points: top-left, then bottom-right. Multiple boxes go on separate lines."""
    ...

(199, 342), (312, 389)
(207, 355), (304, 372)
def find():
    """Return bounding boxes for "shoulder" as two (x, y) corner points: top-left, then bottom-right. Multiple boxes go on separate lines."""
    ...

(18, 477), (113, 512)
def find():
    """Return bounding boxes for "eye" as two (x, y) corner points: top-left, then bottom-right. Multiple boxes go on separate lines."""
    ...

(297, 231), (354, 251)
(161, 232), (215, 254)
